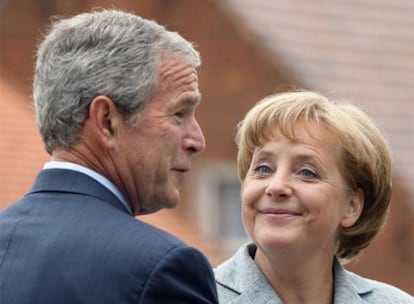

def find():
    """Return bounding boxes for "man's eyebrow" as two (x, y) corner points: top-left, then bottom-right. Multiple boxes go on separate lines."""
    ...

(181, 93), (202, 107)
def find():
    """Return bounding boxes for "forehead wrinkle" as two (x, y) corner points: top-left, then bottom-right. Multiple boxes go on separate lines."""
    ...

(159, 58), (198, 85)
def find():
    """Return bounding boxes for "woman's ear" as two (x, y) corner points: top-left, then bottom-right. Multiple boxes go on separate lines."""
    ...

(341, 188), (364, 228)
(88, 95), (119, 148)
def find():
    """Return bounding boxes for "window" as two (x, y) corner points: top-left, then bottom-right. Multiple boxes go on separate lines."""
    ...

(195, 162), (249, 254)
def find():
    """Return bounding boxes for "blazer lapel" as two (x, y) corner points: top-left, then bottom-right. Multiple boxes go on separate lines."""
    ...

(228, 293), (281, 304)
(215, 244), (282, 303)
(333, 258), (373, 303)
(216, 247), (376, 304)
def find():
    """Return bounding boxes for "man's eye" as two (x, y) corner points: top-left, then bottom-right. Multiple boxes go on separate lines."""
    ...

(174, 111), (185, 118)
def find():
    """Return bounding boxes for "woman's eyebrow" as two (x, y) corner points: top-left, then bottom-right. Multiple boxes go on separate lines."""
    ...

(252, 149), (275, 160)
(292, 153), (325, 167)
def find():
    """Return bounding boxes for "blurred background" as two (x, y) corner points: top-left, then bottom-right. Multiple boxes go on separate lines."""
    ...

(1, 0), (413, 295)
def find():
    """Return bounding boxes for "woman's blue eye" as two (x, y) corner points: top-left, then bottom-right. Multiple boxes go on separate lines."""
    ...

(300, 168), (317, 178)
(255, 165), (272, 174)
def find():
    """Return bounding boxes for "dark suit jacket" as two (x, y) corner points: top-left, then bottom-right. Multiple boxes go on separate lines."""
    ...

(0, 169), (218, 303)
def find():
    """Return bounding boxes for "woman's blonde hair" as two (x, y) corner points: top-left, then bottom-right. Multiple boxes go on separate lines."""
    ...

(236, 90), (392, 261)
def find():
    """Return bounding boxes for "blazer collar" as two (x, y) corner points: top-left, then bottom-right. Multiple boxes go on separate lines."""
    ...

(215, 244), (282, 303)
(333, 257), (374, 303)
(215, 244), (374, 304)
(27, 168), (131, 214)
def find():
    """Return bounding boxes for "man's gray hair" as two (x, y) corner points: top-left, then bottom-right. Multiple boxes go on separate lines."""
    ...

(33, 9), (200, 154)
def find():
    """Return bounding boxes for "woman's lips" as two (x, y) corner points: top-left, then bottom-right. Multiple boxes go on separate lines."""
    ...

(259, 208), (302, 217)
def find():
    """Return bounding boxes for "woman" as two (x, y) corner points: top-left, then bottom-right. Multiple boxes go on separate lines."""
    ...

(214, 91), (413, 303)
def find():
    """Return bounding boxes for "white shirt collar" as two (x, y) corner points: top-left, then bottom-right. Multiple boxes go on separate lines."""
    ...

(43, 161), (132, 215)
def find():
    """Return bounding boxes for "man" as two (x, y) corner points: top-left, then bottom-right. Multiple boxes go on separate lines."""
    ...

(0, 9), (218, 303)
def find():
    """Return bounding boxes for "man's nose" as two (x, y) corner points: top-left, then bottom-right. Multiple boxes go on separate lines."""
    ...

(184, 118), (206, 154)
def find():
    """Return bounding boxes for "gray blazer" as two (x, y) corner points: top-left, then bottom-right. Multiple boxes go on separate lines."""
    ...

(214, 243), (413, 304)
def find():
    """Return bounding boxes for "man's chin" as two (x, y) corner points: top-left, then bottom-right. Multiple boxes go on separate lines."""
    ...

(135, 196), (179, 216)
(135, 208), (159, 216)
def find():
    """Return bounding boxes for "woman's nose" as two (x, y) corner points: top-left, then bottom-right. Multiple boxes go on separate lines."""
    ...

(264, 170), (293, 199)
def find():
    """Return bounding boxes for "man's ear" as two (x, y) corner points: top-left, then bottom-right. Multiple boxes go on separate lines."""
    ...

(88, 95), (119, 148)
(341, 188), (364, 228)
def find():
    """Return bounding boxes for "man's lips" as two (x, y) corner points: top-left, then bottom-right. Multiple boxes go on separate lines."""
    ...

(173, 168), (190, 173)
(172, 168), (190, 182)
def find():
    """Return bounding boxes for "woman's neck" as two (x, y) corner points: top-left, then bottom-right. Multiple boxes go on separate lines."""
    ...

(254, 248), (335, 304)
